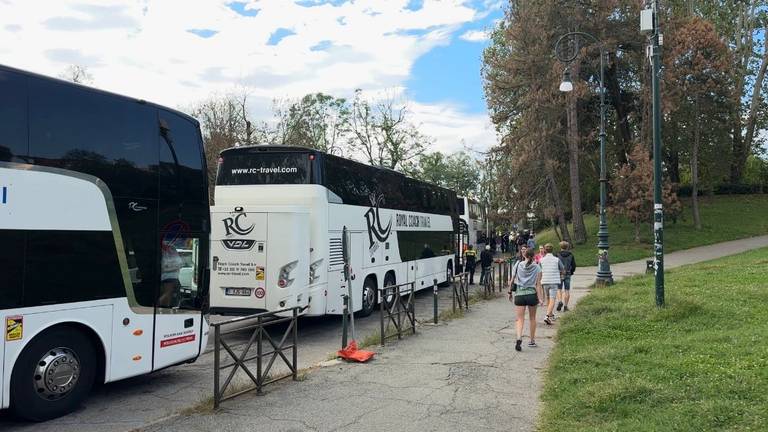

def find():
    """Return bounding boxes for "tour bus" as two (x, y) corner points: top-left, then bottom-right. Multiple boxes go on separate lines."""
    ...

(0, 65), (210, 421)
(209, 146), (459, 317)
(456, 196), (486, 250)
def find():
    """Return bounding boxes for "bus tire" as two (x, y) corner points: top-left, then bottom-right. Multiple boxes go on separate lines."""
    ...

(382, 272), (397, 311)
(358, 276), (378, 317)
(10, 327), (97, 422)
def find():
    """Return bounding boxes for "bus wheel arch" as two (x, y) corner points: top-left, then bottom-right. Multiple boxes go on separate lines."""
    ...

(10, 323), (102, 421)
(359, 274), (378, 317)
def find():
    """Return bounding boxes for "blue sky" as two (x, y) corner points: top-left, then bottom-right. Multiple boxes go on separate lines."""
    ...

(0, 0), (505, 152)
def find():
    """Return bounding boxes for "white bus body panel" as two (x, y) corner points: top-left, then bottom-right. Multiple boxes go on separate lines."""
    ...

(1, 302), (113, 410)
(209, 205), (310, 315)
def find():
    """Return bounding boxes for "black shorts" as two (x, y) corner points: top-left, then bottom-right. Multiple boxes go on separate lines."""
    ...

(514, 293), (538, 306)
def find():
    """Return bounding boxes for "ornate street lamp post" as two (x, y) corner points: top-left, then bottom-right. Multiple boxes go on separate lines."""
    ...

(555, 31), (614, 286)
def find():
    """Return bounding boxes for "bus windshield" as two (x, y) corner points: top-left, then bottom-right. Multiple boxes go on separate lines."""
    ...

(217, 151), (312, 185)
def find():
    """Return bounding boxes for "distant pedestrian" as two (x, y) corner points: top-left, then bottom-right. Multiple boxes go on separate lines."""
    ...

(508, 248), (543, 351)
(557, 241), (577, 312)
(526, 233), (536, 250)
(540, 243), (565, 325)
(480, 245), (493, 286)
(464, 245), (478, 285)
(535, 245), (545, 264)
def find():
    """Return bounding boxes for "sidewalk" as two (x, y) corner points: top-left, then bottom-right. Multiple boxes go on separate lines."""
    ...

(144, 235), (768, 432)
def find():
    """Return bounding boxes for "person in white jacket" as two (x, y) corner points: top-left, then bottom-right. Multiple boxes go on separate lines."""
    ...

(539, 243), (564, 325)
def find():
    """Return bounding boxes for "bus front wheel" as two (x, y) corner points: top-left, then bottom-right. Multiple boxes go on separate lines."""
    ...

(11, 327), (97, 422)
(358, 277), (378, 317)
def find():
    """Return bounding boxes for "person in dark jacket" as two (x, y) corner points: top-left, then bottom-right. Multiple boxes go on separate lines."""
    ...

(556, 241), (577, 312)
(479, 245), (494, 285)
(464, 245), (478, 285)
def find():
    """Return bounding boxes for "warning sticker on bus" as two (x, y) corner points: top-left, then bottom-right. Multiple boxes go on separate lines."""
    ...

(160, 334), (196, 348)
(5, 316), (23, 341)
(255, 266), (265, 281)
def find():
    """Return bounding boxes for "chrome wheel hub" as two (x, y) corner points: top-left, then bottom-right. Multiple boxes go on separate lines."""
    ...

(34, 348), (80, 401)
(363, 286), (375, 309)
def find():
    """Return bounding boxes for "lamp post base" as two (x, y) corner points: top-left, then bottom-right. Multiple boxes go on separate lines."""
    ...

(595, 273), (614, 287)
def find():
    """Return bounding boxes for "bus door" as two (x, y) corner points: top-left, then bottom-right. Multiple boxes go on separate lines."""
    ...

(153, 229), (205, 370)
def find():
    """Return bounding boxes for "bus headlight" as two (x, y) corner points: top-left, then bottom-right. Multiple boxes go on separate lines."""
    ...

(278, 260), (298, 288)
(309, 259), (324, 284)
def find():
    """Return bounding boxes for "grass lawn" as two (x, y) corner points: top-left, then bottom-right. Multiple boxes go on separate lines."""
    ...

(539, 247), (768, 431)
(535, 194), (768, 265)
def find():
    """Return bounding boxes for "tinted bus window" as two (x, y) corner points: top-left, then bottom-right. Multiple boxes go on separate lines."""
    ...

(0, 69), (28, 162)
(0, 231), (25, 308)
(159, 112), (205, 202)
(397, 231), (454, 261)
(23, 231), (125, 306)
(217, 152), (312, 186)
(28, 78), (158, 198)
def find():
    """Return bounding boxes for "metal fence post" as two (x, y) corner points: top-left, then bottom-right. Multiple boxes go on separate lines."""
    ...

(292, 307), (298, 381)
(256, 316), (263, 395)
(379, 288), (386, 347)
(452, 275), (457, 314)
(213, 324), (220, 410)
(341, 294), (349, 349)
(433, 279), (438, 324)
(395, 287), (403, 339)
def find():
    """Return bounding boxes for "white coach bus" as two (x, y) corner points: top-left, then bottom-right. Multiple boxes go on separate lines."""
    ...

(209, 146), (459, 317)
(0, 65), (210, 420)
(456, 196), (486, 250)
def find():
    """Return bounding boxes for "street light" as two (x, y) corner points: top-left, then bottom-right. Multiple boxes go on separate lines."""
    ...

(559, 68), (574, 92)
(554, 31), (614, 286)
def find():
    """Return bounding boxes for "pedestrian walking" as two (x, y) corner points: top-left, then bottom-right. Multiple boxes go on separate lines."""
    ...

(464, 245), (478, 285)
(535, 245), (545, 264)
(508, 248), (543, 351)
(480, 245), (493, 286)
(540, 243), (565, 325)
(556, 241), (577, 312)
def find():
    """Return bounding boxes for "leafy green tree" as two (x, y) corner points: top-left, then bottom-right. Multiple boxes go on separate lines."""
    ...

(272, 93), (350, 155)
(664, 16), (732, 229)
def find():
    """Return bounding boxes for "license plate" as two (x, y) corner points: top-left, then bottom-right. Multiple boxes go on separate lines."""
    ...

(225, 288), (252, 297)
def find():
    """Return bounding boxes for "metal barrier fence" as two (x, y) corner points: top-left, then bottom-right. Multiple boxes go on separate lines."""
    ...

(378, 282), (416, 346)
(452, 271), (470, 313)
(212, 307), (301, 409)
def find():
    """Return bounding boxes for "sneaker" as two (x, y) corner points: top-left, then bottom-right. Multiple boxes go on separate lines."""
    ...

(544, 316), (553, 325)
(528, 340), (537, 347)
(563, 306), (569, 312)
(556, 301), (563, 312)
(551, 314), (557, 321)
(515, 339), (522, 352)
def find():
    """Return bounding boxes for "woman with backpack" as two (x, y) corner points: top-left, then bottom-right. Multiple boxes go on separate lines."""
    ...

(508, 248), (543, 351)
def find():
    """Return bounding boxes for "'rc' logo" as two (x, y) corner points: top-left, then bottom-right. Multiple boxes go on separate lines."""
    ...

(223, 213), (255, 236)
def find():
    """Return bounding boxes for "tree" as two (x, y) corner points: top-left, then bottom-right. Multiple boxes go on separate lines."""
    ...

(414, 151), (481, 197)
(272, 93), (350, 154)
(189, 91), (254, 200)
(347, 89), (430, 171)
(59, 65), (93, 85)
(664, 17), (732, 229)
(609, 144), (681, 242)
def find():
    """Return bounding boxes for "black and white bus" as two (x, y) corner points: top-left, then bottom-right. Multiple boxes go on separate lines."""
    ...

(209, 146), (459, 317)
(0, 65), (210, 420)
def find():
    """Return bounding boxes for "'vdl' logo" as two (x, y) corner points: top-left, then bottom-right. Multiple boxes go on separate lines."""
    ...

(364, 193), (392, 249)
(223, 213), (255, 236)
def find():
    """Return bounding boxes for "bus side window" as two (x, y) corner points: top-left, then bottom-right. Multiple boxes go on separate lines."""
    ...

(0, 231), (24, 309)
(0, 69), (28, 162)
(28, 77), (158, 199)
(159, 112), (205, 204)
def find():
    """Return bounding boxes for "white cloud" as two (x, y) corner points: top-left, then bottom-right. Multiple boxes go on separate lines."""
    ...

(459, 29), (488, 42)
(0, 0), (497, 152)
(410, 101), (497, 154)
